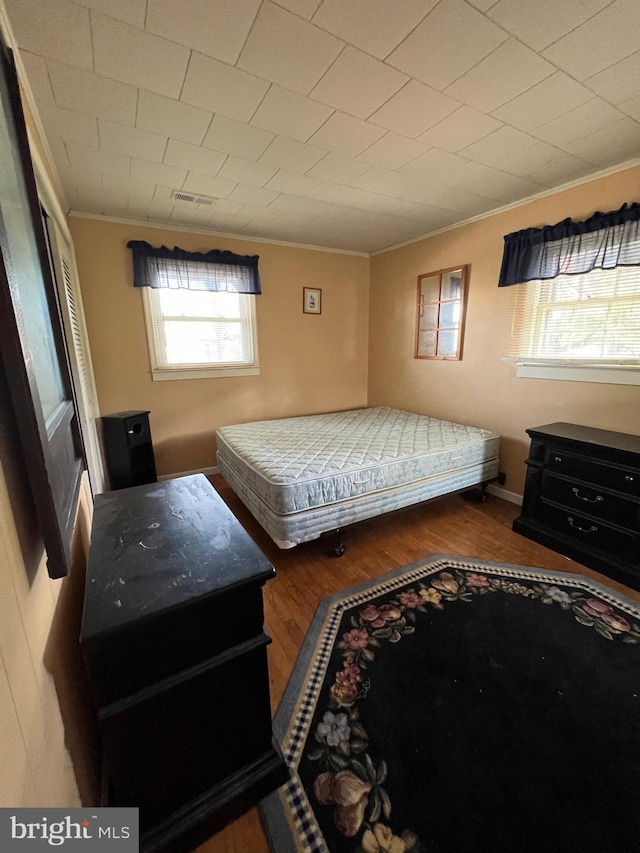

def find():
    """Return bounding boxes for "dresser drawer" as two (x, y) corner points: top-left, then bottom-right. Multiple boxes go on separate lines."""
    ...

(541, 473), (640, 530)
(536, 501), (636, 561)
(544, 448), (640, 498)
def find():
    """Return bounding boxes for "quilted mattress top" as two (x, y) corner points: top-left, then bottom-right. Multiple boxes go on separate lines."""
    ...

(216, 407), (500, 515)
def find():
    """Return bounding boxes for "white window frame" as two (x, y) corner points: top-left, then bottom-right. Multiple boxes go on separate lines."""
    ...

(504, 266), (640, 386)
(142, 287), (260, 382)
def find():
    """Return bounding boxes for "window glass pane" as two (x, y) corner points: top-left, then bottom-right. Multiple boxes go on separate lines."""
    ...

(164, 319), (248, 365)
(419, 303), (438, 330)
(437, 329), (458, 357)
(439, 301), (460, 329)
(419, 275), (440, 303)
(441, 269), (462, 300)
(158, 288), (241, 319)
(417, 330), (437, 356)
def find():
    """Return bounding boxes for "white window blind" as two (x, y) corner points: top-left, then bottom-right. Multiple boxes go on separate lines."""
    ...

(508, 265), (640, 366)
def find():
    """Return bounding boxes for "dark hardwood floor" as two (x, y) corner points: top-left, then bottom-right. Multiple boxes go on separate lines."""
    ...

(197, 474), (640, 853)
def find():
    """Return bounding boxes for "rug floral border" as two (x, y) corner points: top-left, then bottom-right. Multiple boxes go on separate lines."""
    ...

(260, 555), (640, 853)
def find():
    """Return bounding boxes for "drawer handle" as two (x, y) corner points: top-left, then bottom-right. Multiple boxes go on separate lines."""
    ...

(554, 456), (562, 463)
(571, 487), (604, 504)
(567, 516), (597, 534)
(625, 475), (635, 483)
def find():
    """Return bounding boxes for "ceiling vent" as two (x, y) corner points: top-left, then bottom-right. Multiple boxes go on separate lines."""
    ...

(171, 190), (215, 206)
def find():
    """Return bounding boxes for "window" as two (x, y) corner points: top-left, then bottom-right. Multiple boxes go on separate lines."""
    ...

(143, 287), (259, 380)
(128, 239), (261, 381)
(500, 203), (640, 385)
(507, 266), (640, 384)
(415, 265), (468, 360)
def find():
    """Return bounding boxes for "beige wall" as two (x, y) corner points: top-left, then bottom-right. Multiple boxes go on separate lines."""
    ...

(369, 165), (640, 496)
(69, 217), (370, 476)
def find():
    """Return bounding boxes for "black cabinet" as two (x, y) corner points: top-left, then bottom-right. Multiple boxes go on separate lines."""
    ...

(80, 474), (288, 853)
(513, 423), (640, 590)
(102, 410), (157, 490)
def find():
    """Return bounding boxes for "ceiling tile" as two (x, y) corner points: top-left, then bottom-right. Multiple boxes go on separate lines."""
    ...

(543, 0), (640, 80)
(532, 98), (626, 146)
(209, 198), (247, 216)
(418, 105), (502, 152)
(307, 153), (371, 183)
(130, 158), (187, 188)
(146, 0), (261, 64)
(311, 0), (437, 60)
(143, 199), (176, 221)
(67, 142), (131, 176)
(181, 171), (237, 197)
(466, 0), (500, 9)
(250, 86), (334, 142)
(38, 103), (98, 147)
(445, 38), (555, 113)
(491, 72), (593, 132)
(107, 176), (157, 200)
(92, 12), (190, 98)
(163, 139), (227, 176)
(386, 0), (508, 91)
(47, 59), (138, 125)
(235, 204), (280, 222)
(228, 184), (280, 207)
(137, 91), (213, 146)
(4, 0), (92, 70)
(238, 1), (343, 95)
(58, 164), (103, 192)
(180, 52), (270, 123)
(264, 170), (322, 196)
(306, 112), (386, 156)
(272, 0), (323, 20)
(202, 115), (273, 161)
(619, 95), (640, 122)
(309, 46), (408, 119)
(217, 156), (278, 187)
(258, 136), (326, 173)
(401, 149), (469, 184)
(268, 193), (327, 215)
(308, 182), (366, 205)
(487, 0), (611, 52)
(19, 51), (54, 106)
(69, 0), (146, 26)
(496, 140), (569, 180)
(357, 132), (430, 169)
(460, 126), (539, 168)
(99, 120), (167, 163)
(585, 51), (640, 106)
(503, 150), (595, 185)
(563, 118), (640, 166)
(368, 81), (459, 138)
(453, 161), (545, 201)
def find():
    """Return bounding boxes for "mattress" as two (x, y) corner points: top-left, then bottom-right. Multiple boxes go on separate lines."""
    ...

(216, 408), (500, 544)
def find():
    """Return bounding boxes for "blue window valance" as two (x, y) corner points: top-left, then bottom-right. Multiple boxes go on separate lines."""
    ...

(127, 240), (261, 294)
(498, 202), (640, 287)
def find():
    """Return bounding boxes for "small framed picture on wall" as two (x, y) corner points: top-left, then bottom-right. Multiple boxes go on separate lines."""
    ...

(303, 287), (322, 315)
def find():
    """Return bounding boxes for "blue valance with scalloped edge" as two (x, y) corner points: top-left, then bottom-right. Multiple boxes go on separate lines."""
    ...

(498, 202), (640, 287)
(127, 240), (261, 293)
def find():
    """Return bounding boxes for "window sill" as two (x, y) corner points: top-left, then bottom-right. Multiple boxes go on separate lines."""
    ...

(151, 366), (260, 381)
(511, 362), (640, 386)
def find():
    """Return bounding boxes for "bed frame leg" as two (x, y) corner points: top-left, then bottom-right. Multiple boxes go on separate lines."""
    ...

(333, 528), (345, 557)
(478, 481), (489, 503)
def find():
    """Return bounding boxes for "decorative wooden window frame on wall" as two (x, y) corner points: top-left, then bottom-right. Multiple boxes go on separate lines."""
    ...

(415, 265), (469, 361)
(0, 37), (84, 579)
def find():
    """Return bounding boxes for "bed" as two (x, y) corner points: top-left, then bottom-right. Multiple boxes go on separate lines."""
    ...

(216, 407), (500, 553)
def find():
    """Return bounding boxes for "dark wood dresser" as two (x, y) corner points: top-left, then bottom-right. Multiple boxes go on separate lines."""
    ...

(81, 474), (288, 853)
(513, 423), (640, 590)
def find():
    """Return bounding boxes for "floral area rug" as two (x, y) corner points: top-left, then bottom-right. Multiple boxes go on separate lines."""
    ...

(260, 555), (640, 853)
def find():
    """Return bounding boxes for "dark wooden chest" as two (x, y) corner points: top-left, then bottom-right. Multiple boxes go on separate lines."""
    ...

(81, 474), (287, 852)
(513, 423), (640, 590)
